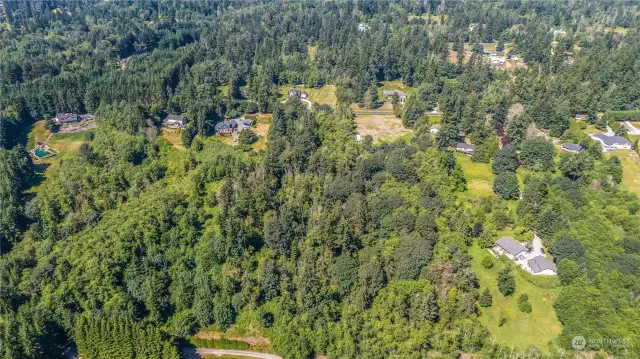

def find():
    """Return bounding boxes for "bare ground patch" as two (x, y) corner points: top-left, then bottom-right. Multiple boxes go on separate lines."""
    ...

(354, 114), (411, 143)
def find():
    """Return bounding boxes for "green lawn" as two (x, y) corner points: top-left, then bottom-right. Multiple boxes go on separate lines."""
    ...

(280, 85), (337, 106)
(454, 153), (496, 198)
(607, 149), (640, 196)
(469, 244), (562, 354)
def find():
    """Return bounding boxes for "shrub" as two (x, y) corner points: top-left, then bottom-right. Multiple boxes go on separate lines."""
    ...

(497, 267), (516, 296)
(479, 288), (493, 307)
(517, 294), (532, 313)
(482, 254), (494, 269)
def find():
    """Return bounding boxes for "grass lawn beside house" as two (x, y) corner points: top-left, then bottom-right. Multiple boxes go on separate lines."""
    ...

(469, 244), (562, 354)
(280, 85), (337, 106)
(454, 153), (496, 199)
(607, 149), (640, 196)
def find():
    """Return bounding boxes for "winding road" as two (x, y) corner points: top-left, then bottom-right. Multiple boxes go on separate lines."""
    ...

(182, 348), (282, 359)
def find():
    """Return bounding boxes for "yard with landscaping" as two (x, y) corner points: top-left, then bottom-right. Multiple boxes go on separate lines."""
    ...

(280, 85), (337, 106)
(469, 244), (562, 354)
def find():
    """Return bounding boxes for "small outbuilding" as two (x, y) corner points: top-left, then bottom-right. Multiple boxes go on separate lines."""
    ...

(429, 124), (441, 134)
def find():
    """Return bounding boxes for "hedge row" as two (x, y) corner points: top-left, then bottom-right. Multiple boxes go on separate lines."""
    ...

(187, 337), (252, 350)
(602, 110), (640, 122)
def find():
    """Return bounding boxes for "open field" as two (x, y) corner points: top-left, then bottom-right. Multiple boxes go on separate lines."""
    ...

(454, 153), (496, 198)
(608, 150), (640, 196)
(161, 128), (185, 150)
(354, 114), (411, 143)
(469, 244), (562, 354)
(280, 85), (337, 106)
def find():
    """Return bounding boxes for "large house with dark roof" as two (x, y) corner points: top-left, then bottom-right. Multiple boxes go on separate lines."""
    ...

(383, 90), (407, 103)
(494, 236), (528, 260)
(53, 113), (79, 124)
(215, 120), (238, 135)
(590, 133), (632, 151)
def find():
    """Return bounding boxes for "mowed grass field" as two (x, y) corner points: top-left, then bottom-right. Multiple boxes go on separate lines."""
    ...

(608, 149), (640, 196)
(280, 85), (337, 106)
(454, 153), (496, 198)
(469, 245), (562, 354)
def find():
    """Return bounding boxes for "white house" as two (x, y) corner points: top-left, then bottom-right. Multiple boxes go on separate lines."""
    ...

(164, 114), (187, 129)
(430, 124), (441, 134)
(590, 133), (632, 151)
(455, 142), (475, 155)
(494, 236), (528, 260)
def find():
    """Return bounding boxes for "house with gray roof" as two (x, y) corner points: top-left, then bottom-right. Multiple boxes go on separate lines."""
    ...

(561, 142), (584, 153)
(455, 142), (475, 154)
(430, 124), (441, 134)
(383, 90), (407, 103)
(164, 114), (187, 129)
(53, 113), (79, 124)
(215, 120), (237, 135)
(494, 236), (528, 260)
(527, 255), (557, 275)
(590, 133), (632, 151)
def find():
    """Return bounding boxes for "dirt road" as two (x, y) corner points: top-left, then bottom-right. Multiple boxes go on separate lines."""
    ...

(182, 348), (282, 359)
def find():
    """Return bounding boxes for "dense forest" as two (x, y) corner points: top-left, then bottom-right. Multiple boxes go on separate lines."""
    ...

(1, 1), (639, 359)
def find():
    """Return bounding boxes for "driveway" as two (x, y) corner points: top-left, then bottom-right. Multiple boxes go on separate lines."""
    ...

(624, 121), (640, 135)
(182, 349), (282, 359)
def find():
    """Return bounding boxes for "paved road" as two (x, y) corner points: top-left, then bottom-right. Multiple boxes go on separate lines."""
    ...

(182, 348), (282, 359)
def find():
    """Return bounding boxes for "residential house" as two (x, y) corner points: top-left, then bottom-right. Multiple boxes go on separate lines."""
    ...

(288, 88), (301, 97)
(429, 124), (441, 134)
(53, 113), (79, 124)
(383, 90), (407, 104)
(494, 236), (528, 260)
(573, 114), (587, 121)
(527, 255), (557, 275)
(455, 142), (475, 154)
(300, 91), (308, 99)
(215, 120), (238, 135)
(489, 56), (506, 66)
(429, 110), (443, 116)
(358, 23), (367, 32)
(79, 114), (94, 122)
(561, 142), (584, 153)
(164, 114), (187, 129)
(590, 133), (632, 151)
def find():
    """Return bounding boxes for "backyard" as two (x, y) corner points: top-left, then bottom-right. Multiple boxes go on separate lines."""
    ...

(353, 114), (412, 143)
(608, 149), (640, 196)
(454, 153), (496, 199)
(469, 244), (562, 354)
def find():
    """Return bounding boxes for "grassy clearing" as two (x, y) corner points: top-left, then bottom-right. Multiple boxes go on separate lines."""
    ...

(27, 121), (49, 149)
(161, 128), (185, 150)
(469, 244), (562, 353)
(354, 114), (411, 143)
(454, 153), (496, 199)
(379, 80), (418, 98)
(607, 149), (640, 196)
(280, 85), (337, 106)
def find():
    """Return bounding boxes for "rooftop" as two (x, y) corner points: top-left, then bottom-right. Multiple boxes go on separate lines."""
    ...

(456, 142), (476, 151)
(592, 133), (632, 147)
(527, 255), (557, 273)
(561, 142), (584, 152)
(495, 236), (528, 257)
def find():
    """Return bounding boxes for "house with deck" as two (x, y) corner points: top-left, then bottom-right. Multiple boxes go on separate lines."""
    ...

(527, 256), (557, 275)
(494, 237), (528, 260)
(53, 113), (79, 124)
(164, 114), (187, 129)
(215, 120), (238, 135)
(455, 142), (475, 154)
